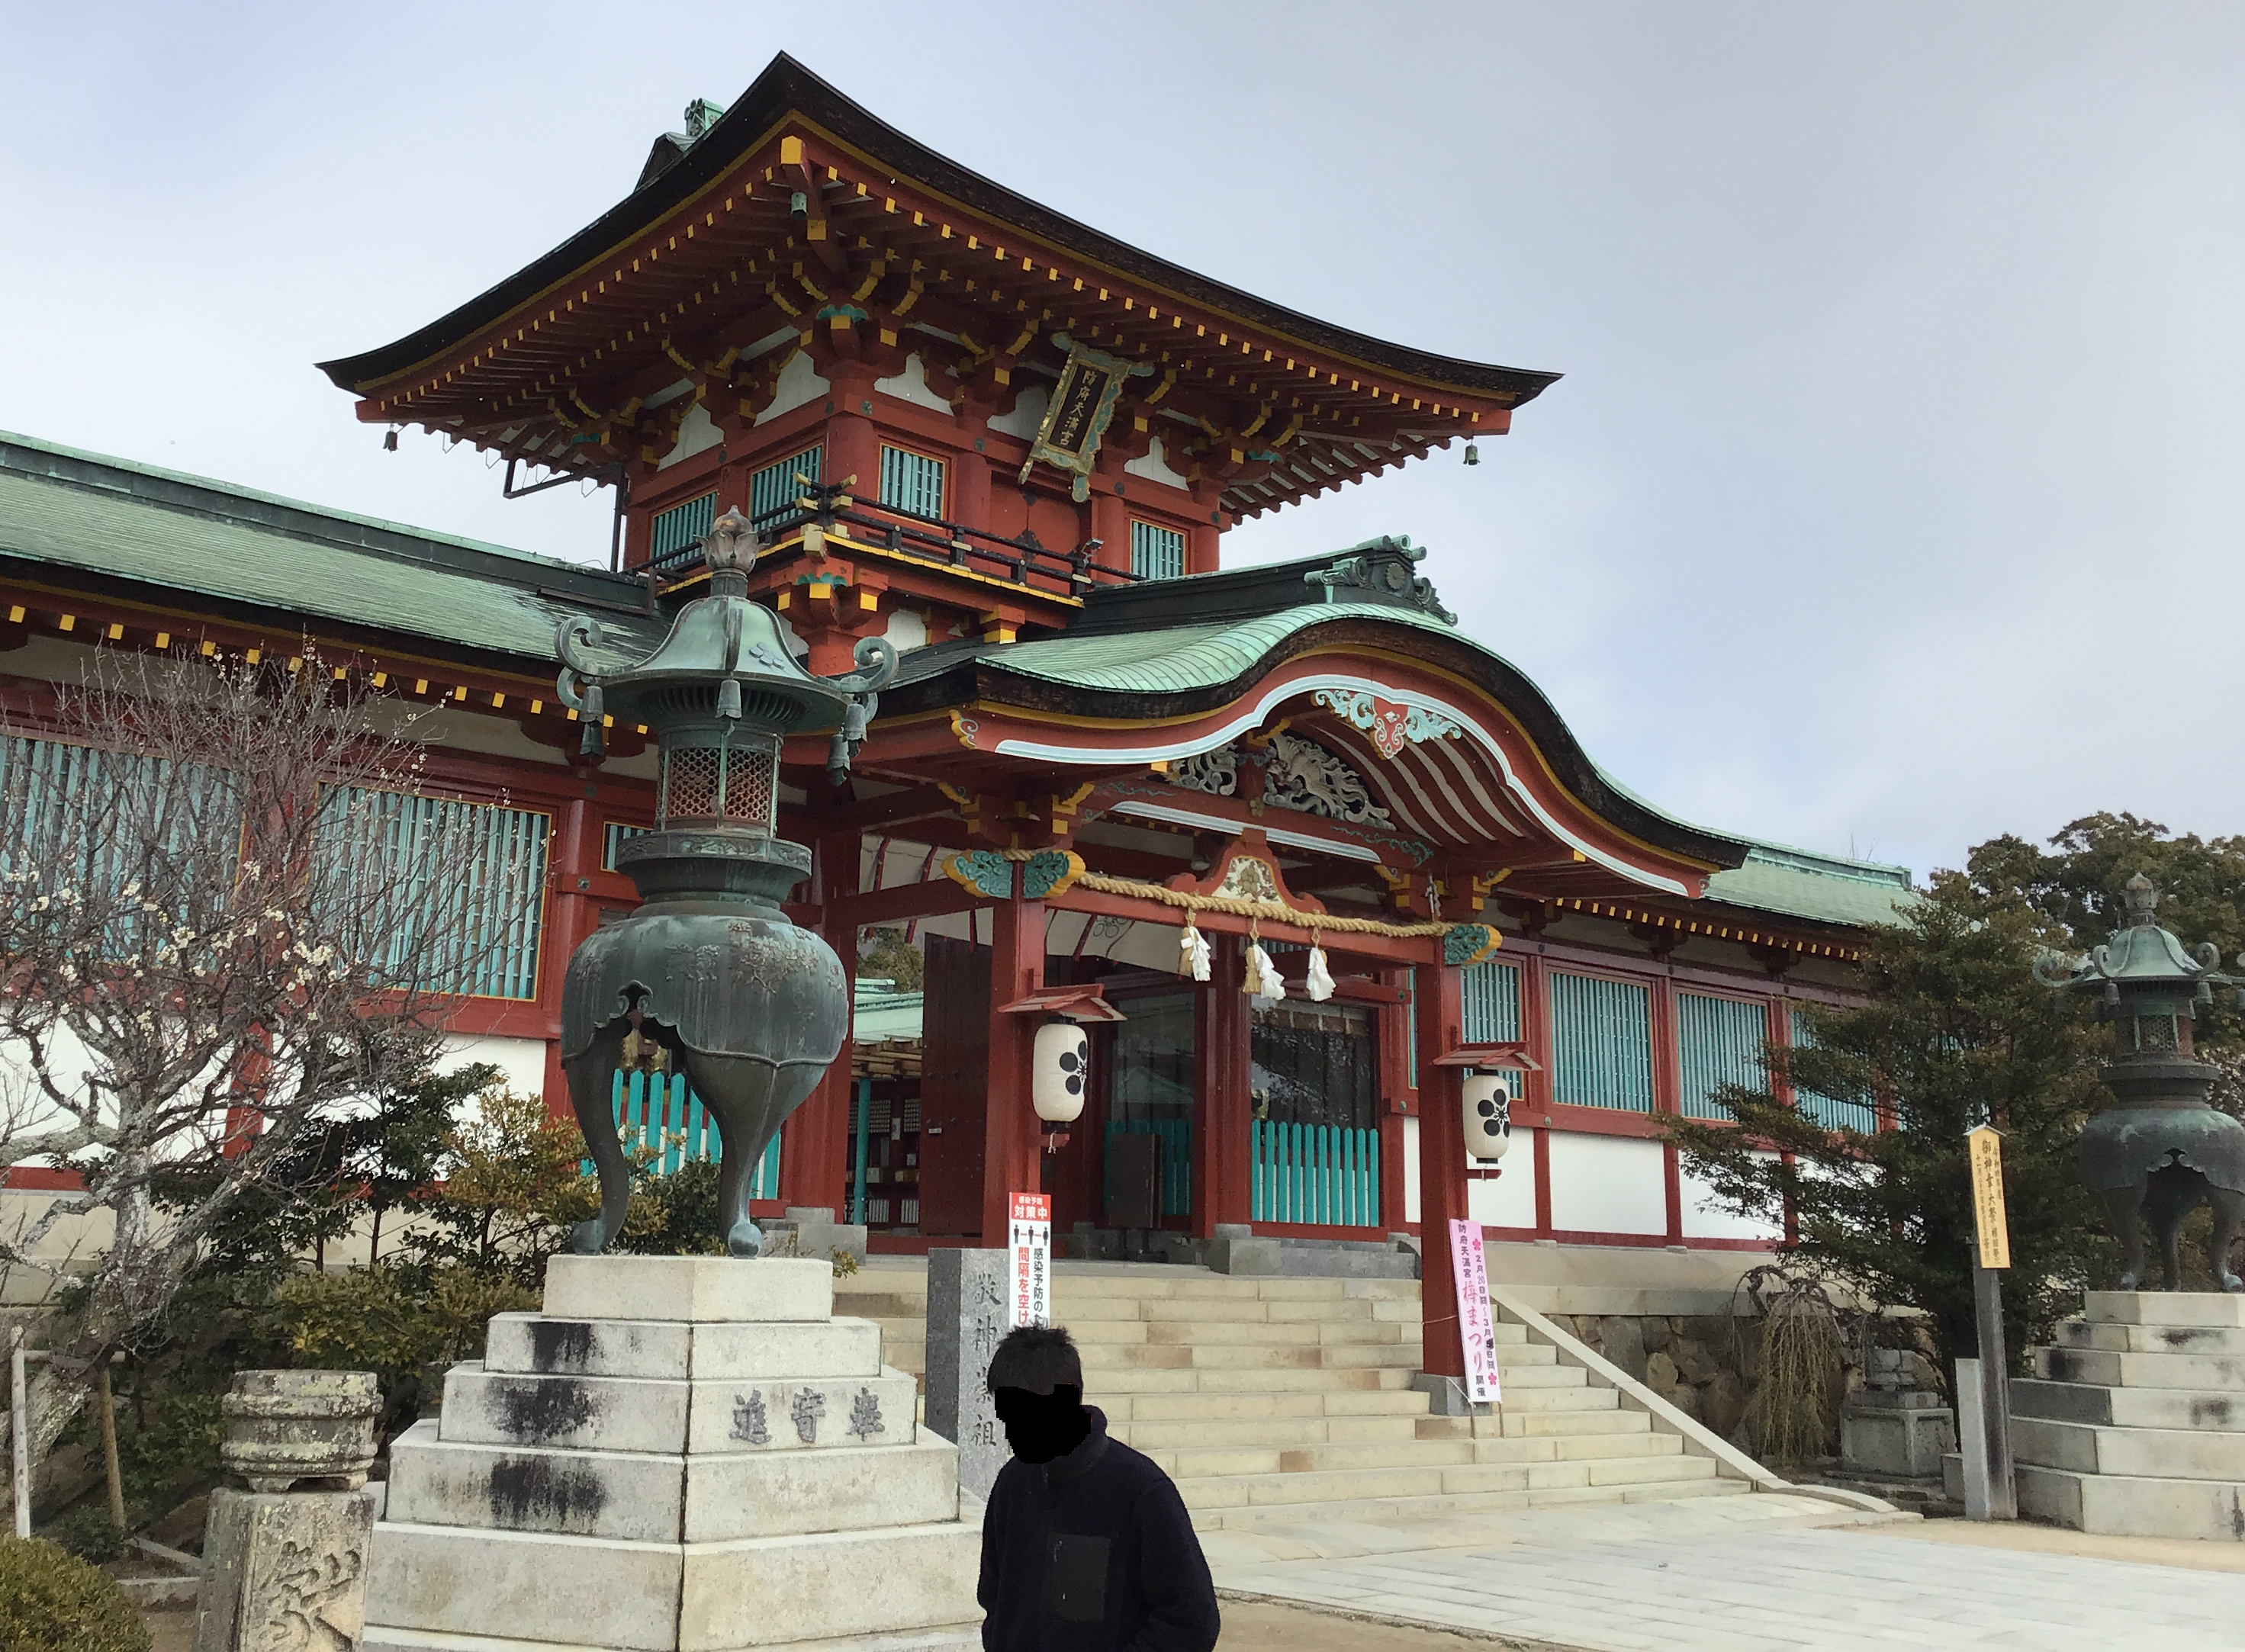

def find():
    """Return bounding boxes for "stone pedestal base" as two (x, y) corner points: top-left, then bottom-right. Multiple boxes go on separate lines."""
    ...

(2009, 1290), (2245, 1540)
(1839, 1394), (1954, 1479)
(362, 1255), (982, 1651)
(194, 1486), (378, 1652)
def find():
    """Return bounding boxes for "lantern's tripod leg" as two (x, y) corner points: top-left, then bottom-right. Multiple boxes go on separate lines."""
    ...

(564, 1022), (634, 1255)
(2209, 1188), (2245, 1294)
(2100, 1183), (2148, 1291)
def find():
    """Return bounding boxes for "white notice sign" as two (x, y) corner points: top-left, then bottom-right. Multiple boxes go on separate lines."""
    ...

(1009, 1191), (1052, 1329)
(1449, 1217), (1501, 1405)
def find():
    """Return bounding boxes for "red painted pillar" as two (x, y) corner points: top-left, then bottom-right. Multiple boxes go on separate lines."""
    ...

(1414, 953), (1468, 1381)
(539, 776), (603, 1115)
(1378, 965), (1413, 1233)
(1197, 933), (1251, 1235)
(822, 364), (882, 501)
(980, 892), (1046, 1240)
(781, 825), (857, 1213)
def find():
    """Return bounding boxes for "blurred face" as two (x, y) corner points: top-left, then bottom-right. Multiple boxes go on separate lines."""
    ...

(992, 1384), (1089, 1464)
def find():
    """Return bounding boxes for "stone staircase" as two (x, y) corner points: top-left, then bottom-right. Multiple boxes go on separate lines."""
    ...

(841, 1263), (1743, 1531)
(2009, 1290), (2245, 1539)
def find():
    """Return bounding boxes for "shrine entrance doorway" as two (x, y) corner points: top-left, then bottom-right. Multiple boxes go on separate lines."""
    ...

(915, 933), (990, 1234)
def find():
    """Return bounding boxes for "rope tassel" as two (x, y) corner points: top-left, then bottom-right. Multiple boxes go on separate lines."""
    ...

(1179, 921), (1211, 982)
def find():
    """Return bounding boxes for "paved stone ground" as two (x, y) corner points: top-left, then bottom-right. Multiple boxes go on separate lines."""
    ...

(1209, 1495), (2245, 1650)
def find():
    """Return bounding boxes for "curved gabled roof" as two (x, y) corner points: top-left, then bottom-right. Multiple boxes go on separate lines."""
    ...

(318, 54), (1558, 407)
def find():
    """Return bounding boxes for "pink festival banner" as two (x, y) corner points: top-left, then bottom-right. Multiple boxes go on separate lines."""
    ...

(1447, 1218), (1501, 1405)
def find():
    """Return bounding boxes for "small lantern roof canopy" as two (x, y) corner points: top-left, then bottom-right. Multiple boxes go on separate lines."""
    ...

(555, 506), (894, 757)
(2034, 874), (2235, 1000)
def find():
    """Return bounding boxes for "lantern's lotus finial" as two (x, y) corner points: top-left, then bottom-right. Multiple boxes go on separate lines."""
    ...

(704, 506), (756, 577)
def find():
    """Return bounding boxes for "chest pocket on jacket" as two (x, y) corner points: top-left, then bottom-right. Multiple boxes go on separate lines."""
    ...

(1042, 1532), (1111, 1624)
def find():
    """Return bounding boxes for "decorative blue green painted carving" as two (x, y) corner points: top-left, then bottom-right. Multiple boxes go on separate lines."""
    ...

(1020, 849), (1084, 899)
(1443, 924), (1502, 968)
(942, 850), (1014, 899)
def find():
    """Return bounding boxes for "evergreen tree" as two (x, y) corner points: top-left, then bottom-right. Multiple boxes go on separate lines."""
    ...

(1668, 872), (2105, 1377)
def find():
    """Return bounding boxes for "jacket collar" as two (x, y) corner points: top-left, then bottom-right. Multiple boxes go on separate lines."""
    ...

(1043, 1404), (1111, 1484)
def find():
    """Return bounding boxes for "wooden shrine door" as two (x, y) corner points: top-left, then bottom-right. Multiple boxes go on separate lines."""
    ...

(915, 933), (990, 1234)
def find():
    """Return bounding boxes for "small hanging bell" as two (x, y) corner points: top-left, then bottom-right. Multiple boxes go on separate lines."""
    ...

(716, 677), (742, 720)
(1462, 442), (1479, 466)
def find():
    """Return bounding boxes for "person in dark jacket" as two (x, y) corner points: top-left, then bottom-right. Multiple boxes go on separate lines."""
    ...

(976, 1325), (1220, 1652)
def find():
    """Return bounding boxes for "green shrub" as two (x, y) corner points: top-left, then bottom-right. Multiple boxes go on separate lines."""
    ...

(0, 1536), (150, 1652)
(43, 1505), (126, 1564)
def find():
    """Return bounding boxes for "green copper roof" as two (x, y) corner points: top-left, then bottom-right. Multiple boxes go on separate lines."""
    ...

(981, 603), (1456, 693)
(1703, 845), (1917, 930)
(0, 431), (658, 672)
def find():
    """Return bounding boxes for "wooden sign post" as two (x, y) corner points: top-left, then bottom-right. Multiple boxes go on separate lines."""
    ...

(1962, 1123), (2016, 1520)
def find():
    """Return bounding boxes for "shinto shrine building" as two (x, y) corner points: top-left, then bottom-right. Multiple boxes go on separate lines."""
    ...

(0, 56), (1911, 1356)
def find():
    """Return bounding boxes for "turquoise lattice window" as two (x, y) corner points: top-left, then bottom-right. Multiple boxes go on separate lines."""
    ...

(748, 445), (822, 530)
(1549, 970), (1653, 1112)
(650, 492), (717, 566)
(323, 789), (550, 1000)
(879, 446), (946, 518)
(1791, 1008), (1878, 1131)
(1130, 520), (1186, 580)
(1677, 992), (1767, 1121)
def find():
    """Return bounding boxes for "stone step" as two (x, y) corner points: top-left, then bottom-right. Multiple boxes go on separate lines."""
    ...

(2081, 1290), (2245, 1330)
(2016, 1461), (2245, 1541)
(1114, 1415), (1423, 1451)
(384, 1421), (960, 1543)
(830, 1290), (928, 1321)
(2009, 1377), (2245, 1432)
(1481, 1381), (1615, 1413)
(1101, 1388), (1431, 1422)
(2034, 1345), (2245, 1390)
(1172, 1451), (1721, 1512)
(2014, 1416), (2245, 1481)
(2054, 1319), (2245, 1356)
(1190, 1366), (1418, 1393)
(1076, 1339), (1423, 1372)
(1481, 1362), (1589, 1390)
(1144, 1319), (1412, 1347)
(1185, 1474), (1750, 1532)
(1499, 1405), (1644, 1435)
(365, 1515), (981, 1651)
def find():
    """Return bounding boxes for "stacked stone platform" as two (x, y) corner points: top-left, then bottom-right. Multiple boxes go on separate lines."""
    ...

(363, 1255), (982, 1652)
(2009, 1290), (2245, 1540)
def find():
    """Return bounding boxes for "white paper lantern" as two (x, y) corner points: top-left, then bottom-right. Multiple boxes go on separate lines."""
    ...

(1463, 1072), (1512, 1162)
(1034, 1021), (1091, 1123)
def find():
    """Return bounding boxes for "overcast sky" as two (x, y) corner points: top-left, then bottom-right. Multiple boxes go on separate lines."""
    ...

(5, 5), (2239, 884)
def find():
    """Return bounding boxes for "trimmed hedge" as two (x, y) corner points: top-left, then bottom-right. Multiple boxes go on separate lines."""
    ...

(0, 1536), (150, 1652)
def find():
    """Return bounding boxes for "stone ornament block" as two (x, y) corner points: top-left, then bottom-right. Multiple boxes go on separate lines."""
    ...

(925, 1249), (1010, 1500)
(685, 1370), (921, 1454)
(2083, 1290), (2245, 1329)
(484, 1313), (885, 1381)
(385, 1420), (687, 1544)
(365, 1521), (683, 1652)
(220, 1369), (380, 1492)
(683, 1438), (962, 1541)
(1839, 1403), (1955, 1477)
(544, 1254), (836, 1323)
(194, 1486), (378, 1652)
(440, 1366), (691, 1454)
(678, 1521), (985, 1650)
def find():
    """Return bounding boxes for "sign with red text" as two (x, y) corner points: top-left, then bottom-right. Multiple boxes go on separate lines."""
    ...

(1008, 1192), (1052, 1329)
(1449, 1218), (1501, 1405)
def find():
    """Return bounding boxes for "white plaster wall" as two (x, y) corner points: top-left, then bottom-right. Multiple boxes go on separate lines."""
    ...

(874, 354), (956, 416)
(1545, 1130), (1668, 1236)
(990, 384), (1047, 438)
(1124, 437), (1189, 490)
(657, 402), (722, 469)
(1681, 1150), (1786, 1242)
(436, 1035), (549, 1101)
(756, 352), (828, 426)
(1401, 1115), (1421, 1223)
(1468, 1139), (1538, 1229)
(882, 608), (928, 651)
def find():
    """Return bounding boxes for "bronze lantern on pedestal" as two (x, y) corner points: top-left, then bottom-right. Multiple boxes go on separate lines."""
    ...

(2037, 874), (2245, 1290)
(552, 509), (894, 1258)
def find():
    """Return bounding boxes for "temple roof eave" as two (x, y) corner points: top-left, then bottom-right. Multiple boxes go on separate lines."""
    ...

(314, 53), (1558, 410)
(876, 601), (1752, 878)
